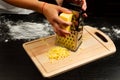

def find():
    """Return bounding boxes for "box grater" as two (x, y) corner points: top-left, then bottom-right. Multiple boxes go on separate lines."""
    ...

(56, 2), (85, 51)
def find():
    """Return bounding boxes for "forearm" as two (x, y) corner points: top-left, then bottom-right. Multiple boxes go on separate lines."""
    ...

(81, 0), (86, 4)
(3, 0), (45, 13)
(82, 0), (86, 2)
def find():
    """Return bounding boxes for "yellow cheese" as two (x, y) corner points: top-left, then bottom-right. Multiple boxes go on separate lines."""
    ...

(59, 13), (73, 32)
(48, 46), (70, 60)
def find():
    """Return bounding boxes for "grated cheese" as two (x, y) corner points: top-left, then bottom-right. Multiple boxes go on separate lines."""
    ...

(48, 46), (70, 60)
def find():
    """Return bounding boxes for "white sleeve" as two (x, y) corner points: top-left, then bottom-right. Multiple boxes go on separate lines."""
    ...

(0, 0), (34, 14)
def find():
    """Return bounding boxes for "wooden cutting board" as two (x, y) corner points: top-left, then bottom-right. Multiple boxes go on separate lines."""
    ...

(23, 26), (116, 78)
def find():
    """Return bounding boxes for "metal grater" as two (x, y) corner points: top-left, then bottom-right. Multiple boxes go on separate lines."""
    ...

(56, 2), (84, 51)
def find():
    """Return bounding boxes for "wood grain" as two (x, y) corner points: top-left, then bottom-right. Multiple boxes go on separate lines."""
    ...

(23, 26), (116, 77)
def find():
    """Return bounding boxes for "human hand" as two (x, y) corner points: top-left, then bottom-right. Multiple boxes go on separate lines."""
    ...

(73, 0), (87, 11)
(79, 0), (87, 17)
(43, 3), (72, 37)
(56, 0), (63, 6)
(61, 0), (87, 17)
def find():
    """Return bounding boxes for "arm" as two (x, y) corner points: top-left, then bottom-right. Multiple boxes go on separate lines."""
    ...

(3, 0), (72, 37)
(81, 0), (87, 11)
(3, 0), (44, 13)
(81, 0), (87, 17)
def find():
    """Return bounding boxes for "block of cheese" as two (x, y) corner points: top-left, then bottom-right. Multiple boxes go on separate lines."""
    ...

(59, 13), (73, 32)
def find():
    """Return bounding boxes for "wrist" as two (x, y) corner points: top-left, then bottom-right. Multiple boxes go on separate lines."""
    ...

(36, 1), (47, 13)
(41, 2), (47, 13)
(81, 0), (86, 2)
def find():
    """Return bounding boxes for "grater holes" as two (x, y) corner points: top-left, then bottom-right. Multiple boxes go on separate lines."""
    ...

(69, 37), (72, 41)
(72, 46), (74, 48)
(71, 31), (74, 34)
(71, 34), (74, 38)
(71, 31), (76, 35)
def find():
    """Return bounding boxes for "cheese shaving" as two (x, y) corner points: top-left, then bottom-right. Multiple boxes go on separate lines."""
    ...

(48, 46), (70, 60)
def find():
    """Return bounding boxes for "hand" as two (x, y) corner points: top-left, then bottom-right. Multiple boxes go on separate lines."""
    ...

(59, 0), (87, 17)
(73, 0), (87, 17)
(80, 0), (87, 17)
(56, 0), (63, 6)
(43, 3), (72, 37)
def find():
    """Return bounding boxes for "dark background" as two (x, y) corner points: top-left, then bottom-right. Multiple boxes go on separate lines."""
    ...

(87, 0), (120, 17)
(0, 0), (120, 80)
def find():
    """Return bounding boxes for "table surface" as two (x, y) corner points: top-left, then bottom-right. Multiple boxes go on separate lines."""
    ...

(0, 13), (120, 80)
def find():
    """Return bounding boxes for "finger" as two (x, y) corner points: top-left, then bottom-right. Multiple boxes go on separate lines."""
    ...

(52, 22), (65, 37)
(82, 5), (87, 11)
(52, 23), (61, 36)
(60, 29), (71, 37)
(58, 24), (71, 37)
(55, 17), (72, 28)
(56, 0), (63, 6)
(53, 22), (70, 37)
(82, 13), (88, 17)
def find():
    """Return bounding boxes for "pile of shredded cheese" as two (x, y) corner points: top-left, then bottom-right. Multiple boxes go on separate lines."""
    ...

(48, 46), (70, 60)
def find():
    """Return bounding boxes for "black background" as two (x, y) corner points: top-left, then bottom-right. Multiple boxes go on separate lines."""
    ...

(0, 0), (120, 80)
(87, 0), (120, 17)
